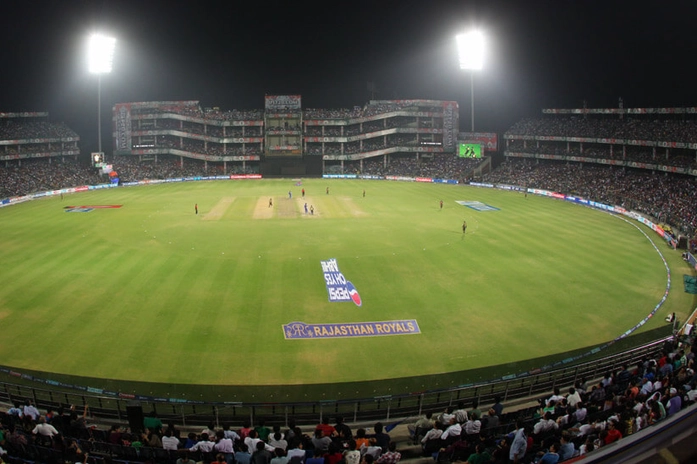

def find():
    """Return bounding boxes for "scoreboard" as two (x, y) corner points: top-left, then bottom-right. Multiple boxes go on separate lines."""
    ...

(458, 143), (482, 158)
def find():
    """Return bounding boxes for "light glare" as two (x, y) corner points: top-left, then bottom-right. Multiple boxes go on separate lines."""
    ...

(456, 31), (484, 70)
(88, 34), (116, 74)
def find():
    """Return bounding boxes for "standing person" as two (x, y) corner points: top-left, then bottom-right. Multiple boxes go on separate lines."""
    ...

(235, 444), (252, 464)
(189, 433), (215, 453)
(509, 420), (528, 464)
(32, 417), (59, 441)
(8, 402), (23, 419)
(310, 205), (314, 215)
(251, 441), (273, 464)
(304, 203), (308, 214)
(462, 220), (467, 234)
(215, 430), (235, 464)
(23, 400), (41, 421)
(302, 188), (305, 198)
(162, 429), (180, 451)
(195, 204), (198, 215)
(239, 420), (253, 439)
(269, 198), (273, 207)
(311, 429), (331, 453)
(491, 396), (504, 417)
(288, 191), (292, 199)
(143, 411), (163, 435)
(255, 420), (271, 442)
(269, 430), (288, 451)
(362, 190), (365, 197)
(368, 422), (390, 452)
(326, 187), (329, 195)
(334, 416), (352, 441)
(440, 200), (443, 209)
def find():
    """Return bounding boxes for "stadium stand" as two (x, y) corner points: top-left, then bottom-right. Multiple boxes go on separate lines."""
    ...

(1, 337), (696, 463)
(501, 109), (697, 238)
(111, 99), (459, 177)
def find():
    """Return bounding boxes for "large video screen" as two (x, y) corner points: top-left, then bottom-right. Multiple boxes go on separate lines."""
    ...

(458, 143), (482, 158)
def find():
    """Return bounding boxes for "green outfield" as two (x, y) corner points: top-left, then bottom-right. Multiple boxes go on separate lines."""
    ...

(0, 179), (693, 401)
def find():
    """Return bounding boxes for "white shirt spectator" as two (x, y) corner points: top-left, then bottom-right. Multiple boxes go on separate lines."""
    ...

(440, 422), (462, 440)
(421, 428), (443, 444)
(33, 421), (59, 437)
(23, 404), (41, 421)
(162, 435), (180, 451)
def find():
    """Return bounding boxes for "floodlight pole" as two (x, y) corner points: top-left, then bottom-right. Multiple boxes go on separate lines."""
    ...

(88, 33), (115, 163)
(456, 31), (483, 134)
(470, 71), (475, 132)
(97, 74), (103, 156)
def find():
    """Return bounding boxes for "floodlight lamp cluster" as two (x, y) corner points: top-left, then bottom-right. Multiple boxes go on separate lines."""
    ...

(88, 34), (116, 74)
(456, 31), (484, 70)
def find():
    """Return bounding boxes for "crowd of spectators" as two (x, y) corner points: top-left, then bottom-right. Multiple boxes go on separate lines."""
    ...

(307, 136), (432, 156)
(140, 102), (425, 123)
(202, 108), (264, 121)
(0, 154), (262, 199)
(0, 407), (401, 464)
(483, 159), (697, 237)
(131, 113), (424, 142)
(505, 140), (697, 171)
(0, 120), (78, 141)
(0, 158), (102, 199)
(506, 116), (697, 144)
(304, 102), (442, 121)
(331, 154), (479, 182)
(1, 338), (696, 464)
(111, 156), (258, 181)
(149, 136), (262, 157)
(409, 338), (697, 463)
(135, 120), (262, 138)
(304, 108), (363, 120)
(134, 104), (263, 121)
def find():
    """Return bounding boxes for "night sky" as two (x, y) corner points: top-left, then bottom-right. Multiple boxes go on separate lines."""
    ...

(2, 0), (696, 153)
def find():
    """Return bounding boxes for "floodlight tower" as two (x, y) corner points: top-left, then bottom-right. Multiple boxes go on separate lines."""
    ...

(88, 33), (116, 160)
(456, 31), (484, 132)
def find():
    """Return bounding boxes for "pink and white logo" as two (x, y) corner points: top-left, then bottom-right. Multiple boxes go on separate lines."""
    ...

(346, 281), (362, 307)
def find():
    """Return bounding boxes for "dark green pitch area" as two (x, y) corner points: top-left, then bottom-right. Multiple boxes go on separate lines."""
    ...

(0, 179), (692, 402)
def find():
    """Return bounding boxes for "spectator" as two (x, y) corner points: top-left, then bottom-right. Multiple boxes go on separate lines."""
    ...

(375, 442), (400, 464)
(162, 428), (180, 451)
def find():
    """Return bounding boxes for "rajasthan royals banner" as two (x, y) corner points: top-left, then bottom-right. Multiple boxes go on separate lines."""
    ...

(114, 103), (132, 152)
(283, 320), (421, 339)
(442, 101), (458, 152)
(321, 258), (362, 306)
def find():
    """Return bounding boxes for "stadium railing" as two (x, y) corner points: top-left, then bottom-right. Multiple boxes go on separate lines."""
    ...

(0, 335), (672, 428)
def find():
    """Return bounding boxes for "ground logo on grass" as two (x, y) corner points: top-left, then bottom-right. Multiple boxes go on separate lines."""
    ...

(283, 320), (421, 339)
(321, 258), (362, 306)
(456, 201), (499, 211)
